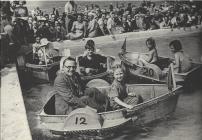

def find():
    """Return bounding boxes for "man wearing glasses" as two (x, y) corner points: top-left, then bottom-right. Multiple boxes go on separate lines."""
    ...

(54, 57), (110, 115)
(54, 57), (86, 115)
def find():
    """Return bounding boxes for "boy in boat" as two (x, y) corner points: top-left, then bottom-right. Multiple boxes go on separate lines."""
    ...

(139, 37), (158, 66)
(108, 64), (143, 110)
(169, 40), (192, 73)
(78, 39), (107, 75)
(54, 57), (110, 114)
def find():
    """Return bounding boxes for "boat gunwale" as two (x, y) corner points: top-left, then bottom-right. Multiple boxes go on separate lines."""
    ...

(119, 51), (202, 78)
(38, 84), (182, 117)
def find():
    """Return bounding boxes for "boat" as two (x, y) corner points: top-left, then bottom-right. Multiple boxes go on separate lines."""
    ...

(119, 38), (202, 84)
(17, 49), (61, 82)
(38, 65), (182, 138)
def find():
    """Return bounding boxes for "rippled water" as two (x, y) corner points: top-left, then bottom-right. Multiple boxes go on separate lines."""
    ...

(22, 1), (202, 139)
(21, 29), (202, 140)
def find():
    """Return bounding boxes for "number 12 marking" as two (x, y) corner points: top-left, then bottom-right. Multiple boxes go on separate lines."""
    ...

(75, 117), (87, 125)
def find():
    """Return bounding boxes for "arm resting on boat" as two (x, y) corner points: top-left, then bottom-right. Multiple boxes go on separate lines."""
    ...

(114, 97), (133, 109)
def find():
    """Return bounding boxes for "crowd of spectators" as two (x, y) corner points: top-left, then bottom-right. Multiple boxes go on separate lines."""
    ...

(1, 1), (202, 43)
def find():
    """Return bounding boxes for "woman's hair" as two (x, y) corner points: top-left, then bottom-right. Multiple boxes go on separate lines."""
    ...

(85, 39), (95, 50)
(169, 40), (182, 52)
(62, 56), (76, 66)
(146, 37), (156, 48)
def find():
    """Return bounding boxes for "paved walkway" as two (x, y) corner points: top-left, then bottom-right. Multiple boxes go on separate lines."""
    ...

(1, 64), (32, 140)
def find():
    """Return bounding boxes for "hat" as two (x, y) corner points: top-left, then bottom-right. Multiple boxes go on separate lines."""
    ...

(40, 38), (49, 47)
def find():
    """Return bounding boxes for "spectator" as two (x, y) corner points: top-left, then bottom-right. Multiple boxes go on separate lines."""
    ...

(87, 13), (99, 38)
(64, 0), (76, 33)
(66, 14), (86, 40)
(107, 12), (116, 36)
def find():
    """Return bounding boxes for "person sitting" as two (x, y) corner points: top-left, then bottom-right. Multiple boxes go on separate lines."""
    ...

(54, 57), (110, 114)
(78, 40), (107, 75)
(87, 13), (99, 38)
(169, 40), (192, 73)
(66, 14), (86, 40)
(108, 64), (143, 110)
(35, 38), (59, 65)
(32, 36), (41, 63)
(139, 37), (158, 66)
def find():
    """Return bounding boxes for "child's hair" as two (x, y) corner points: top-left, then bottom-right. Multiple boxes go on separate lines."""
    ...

(85, 39), (95, 50)
(146, 37), (156, 48)
(112, 64), (125, 73)
(169, 40), (182, 52)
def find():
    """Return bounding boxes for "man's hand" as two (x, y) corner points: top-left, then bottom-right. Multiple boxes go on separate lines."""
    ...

(85, 68), (98, 74)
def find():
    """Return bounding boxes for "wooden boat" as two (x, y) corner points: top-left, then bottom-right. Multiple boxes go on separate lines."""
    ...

(75, 54), (115, 84)
(17, 49), (61, 82)
(119, 38), (202, 84)
(38, 65), (182, 138)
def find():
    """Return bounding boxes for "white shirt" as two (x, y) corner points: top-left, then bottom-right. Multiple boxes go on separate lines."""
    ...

(64, 2), (73, 15)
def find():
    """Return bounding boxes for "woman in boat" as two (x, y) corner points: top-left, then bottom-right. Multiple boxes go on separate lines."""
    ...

(66, 14), (86, 40)
(169, 40), (192, 73)
(78, 39), (107, 75)
(139, 37), (158, 66)
(109, 64), (143, 110)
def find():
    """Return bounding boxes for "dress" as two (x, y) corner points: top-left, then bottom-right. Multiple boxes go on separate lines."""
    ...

(109, 80), (142, 110)
(69, 21), (85, 40)
(87, 19), (98, 38)
(54, 72), (85, 115)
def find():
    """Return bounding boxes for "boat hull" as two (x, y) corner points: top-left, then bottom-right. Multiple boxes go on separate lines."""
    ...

(38, 84), (182, 137)
(119, 52), (202, 84)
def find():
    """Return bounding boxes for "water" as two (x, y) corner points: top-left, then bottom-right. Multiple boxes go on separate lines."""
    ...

(21, 1), (202, 140)
(21, 28), (202, 140)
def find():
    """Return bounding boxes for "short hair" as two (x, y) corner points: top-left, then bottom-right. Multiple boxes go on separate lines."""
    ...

(63, 57), (76, 66)
(146, 37), (156, 48)
(85, 39), (95, 50)
(169, 40), (182, 51)
(112, 64), (125, 74)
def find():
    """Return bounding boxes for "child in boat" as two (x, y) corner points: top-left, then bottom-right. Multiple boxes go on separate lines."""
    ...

(169, 40), (192, 73)
(78, 39), (107, 75)
(139, 37), (158, 66)
(109, 64), (143, 110)
(32, 36), (41, 63)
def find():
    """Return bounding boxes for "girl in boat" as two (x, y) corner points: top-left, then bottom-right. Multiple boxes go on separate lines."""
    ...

(109, 64), (143, 110)
(139, 37), (158, 66)
(78, 39), (107, 75)
(169, 40), (192, 73)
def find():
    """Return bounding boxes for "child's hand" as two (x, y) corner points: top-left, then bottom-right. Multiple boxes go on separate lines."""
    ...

(127, 105), (134, 109)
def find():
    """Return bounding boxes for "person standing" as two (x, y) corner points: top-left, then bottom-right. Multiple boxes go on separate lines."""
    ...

(64, 0), (76, 34)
